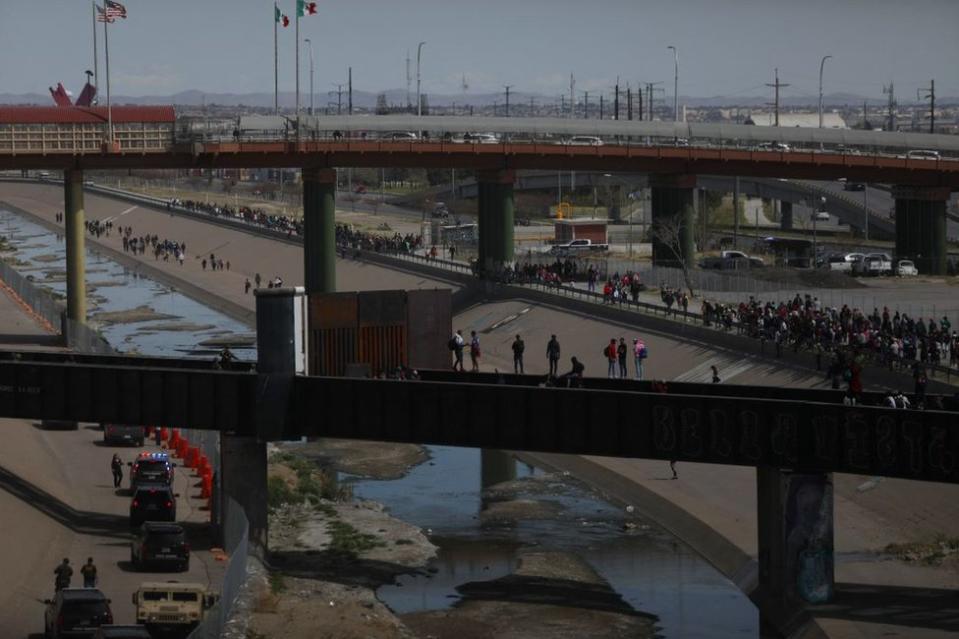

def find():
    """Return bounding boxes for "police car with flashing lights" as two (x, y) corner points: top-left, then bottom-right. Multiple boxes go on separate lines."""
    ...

(128, 452), (176, 490)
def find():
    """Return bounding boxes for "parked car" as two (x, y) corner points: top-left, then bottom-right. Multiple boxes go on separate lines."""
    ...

(548, 239), (609, 255)
(566, 136), (604, 146)
(904, 149), (940, 160)
(44, 588), (113, 638)
(812, 210), (831, 222)
(852, 253), (892, 276)
(129, 483), (178, 527)
(128, 452), (176, 489)
(826, 253), (864, 272)
(455, 132), (498, 144)
(103, 424), (145, 447)
(381, 131), (417, 141)
(895, 259), (918, 276)
(131, 522), (190, 571)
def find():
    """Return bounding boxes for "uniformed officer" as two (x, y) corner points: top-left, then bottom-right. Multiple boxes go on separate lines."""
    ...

(80, 558), (97, 588)
(54, 558), (72, 591)
(111, 454), (123, 488)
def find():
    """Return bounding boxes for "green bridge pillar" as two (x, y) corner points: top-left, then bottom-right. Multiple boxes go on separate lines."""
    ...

(64, 169), (86, 323)
(476, 169), (515, 277)
(893, 186), (950, 276)
(650, 174), (696, 268)
(303, 167), (337, 293)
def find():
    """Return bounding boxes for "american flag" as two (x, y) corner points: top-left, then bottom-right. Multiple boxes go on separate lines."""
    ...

(105, 0), (127, 19)
(95, 5), (114, 23)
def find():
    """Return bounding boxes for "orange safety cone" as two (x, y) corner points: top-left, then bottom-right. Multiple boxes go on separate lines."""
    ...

(160, 427), (169, 443)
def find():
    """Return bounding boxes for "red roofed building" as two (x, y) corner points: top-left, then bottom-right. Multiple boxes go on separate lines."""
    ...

(0, 106), (175, 153)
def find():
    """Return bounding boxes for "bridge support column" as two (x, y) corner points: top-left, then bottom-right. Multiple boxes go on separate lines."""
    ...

(64, 169), (86, 322)
(780, 200), (793, 231)
(756, 468), (834, 623)
(893, 186), (950, 275)
(303, 167), (337, 293)
(649, 174), (696, 268)
(477, 169), (515, 276)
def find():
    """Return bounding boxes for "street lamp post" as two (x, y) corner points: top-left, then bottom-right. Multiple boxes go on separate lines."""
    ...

(416, 41), (426, 116)
(813, 195), (826, 266)
(667, 45), (679, 121)
(305, 38), (314, 116)
(818, 55), (832, 128)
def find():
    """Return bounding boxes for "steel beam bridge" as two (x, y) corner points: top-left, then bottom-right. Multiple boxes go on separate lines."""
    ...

(2, 351), (956, 484)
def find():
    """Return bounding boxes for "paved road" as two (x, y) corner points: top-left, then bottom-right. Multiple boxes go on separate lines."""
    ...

(0, 282), (223, 636)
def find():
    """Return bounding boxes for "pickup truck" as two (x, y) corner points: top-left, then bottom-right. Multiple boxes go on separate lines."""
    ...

(700, 250), (764, 270)
(548, 239), (609, 255)
(852, 253), (892, 276)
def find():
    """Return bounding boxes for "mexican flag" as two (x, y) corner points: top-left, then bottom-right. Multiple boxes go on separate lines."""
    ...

(296, 0), (318, 17)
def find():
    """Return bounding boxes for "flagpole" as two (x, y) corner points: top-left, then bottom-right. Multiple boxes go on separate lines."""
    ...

(104, 12), (112, 142)
(295, 10), (300, 117)
(91, 1), (99, 100)
(274, 2), (279, 114)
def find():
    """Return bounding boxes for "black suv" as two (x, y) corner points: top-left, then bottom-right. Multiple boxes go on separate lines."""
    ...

(44, 588), (113, 638)
(128, 454), (175, 489)
(131, 522), (190, 571)
(129, 483), (177, 527)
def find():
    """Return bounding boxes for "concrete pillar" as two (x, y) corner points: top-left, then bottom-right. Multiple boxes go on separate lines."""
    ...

(780, 200), (794, 231)
(64, 170), (86, 322)
(476, 169), (515, 276)
(303, 167), (337, 293)
(649, 174), (696, 268)
(220, 288), (306, 553)
(480, 450), (517, 513)
(756, 467), (834, 622)
(893, 186), (950, 275)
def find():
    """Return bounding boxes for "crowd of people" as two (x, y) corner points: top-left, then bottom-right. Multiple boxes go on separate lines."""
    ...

(334, 223), (423, 255)
(698, 292), (959, 376)
(169, 199), (303, 237)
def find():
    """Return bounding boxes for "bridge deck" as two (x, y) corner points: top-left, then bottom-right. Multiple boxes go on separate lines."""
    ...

(1, 353), (955, 484)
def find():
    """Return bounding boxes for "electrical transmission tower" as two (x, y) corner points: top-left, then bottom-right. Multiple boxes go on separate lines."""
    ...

(917, 80), (935, 133)
(765, 68), (790, 126)
(882, 83), (897, 132)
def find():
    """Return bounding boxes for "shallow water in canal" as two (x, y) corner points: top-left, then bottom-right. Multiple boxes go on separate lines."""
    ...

(1, 207), (758, 638)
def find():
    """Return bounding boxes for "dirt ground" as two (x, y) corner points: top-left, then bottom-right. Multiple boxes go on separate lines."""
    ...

(277, 438), (430, 480)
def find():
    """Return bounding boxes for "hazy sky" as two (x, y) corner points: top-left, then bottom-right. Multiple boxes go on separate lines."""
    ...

(1, 0), (957, 100)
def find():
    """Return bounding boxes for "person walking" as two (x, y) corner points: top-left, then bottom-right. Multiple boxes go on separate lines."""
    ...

(254, 272), (262, 289)
(604, 338), (618, 378)
(512, 335), (525, 374)
(244, 278), (252, 294)
(634, 338), (648, 380)
(80, 557), (97, 588)
(470, 331), (481, 372)
(546, 335), (561, 377)
(54, 558), (73, 591)
(711, 365), (721, 383)
(110, 454), (123, 488)
(617, 338), (628, 379)
(451, 330), (465, 371)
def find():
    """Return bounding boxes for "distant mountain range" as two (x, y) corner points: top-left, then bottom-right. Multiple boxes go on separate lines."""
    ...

(0, 89), (953, 109)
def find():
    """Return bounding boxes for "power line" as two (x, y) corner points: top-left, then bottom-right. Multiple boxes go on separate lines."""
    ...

(765, 68), (790, 126)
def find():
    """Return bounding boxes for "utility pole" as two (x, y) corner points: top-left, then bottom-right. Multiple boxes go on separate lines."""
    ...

(644, 82), (663, 121)
(627, 87), (632, 120)
(918, 80), (935, 133)
(503, 85), (513, 117)
(667, 46), (679, 121)
(882, 83), (897, 132)
(348, 67), (353, 115)
(766, 68), (790, 126)
(614, 81), (619, 120)
(582, 91), (589, 119)
(638, 86), (643, 121)
(405, 49), (411, 110)
(569, 74), (575, 119)
(416, 41), (426, 116)
(599, 95), (604, 120)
